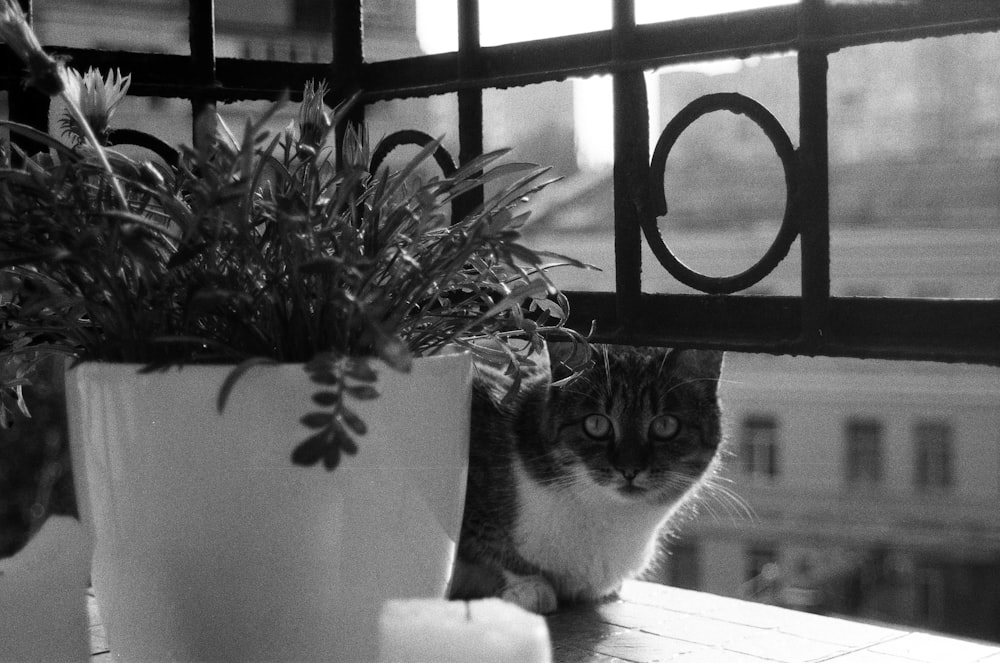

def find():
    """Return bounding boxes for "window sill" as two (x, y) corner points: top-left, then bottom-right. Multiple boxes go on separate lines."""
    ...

(89, 580), (1000, 662)
(547, 580), (1000, 663)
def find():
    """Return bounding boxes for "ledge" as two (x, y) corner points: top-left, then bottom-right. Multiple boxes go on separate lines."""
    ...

(549, 581), (1000, 663)
(89, 581), (1000, 662)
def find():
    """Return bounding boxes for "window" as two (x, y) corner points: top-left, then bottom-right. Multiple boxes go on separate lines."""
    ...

(743, 544), (781, 602)
(664, 541), (701, 590)
(844, 418), (883, 485)
(740, 415), (780, 480)
(746, 545), (779, 582)
(914, 564), (947, 628)
(914, 420), (953, 491)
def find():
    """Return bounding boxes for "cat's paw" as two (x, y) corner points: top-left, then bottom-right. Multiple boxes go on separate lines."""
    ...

(500, 573), (558, 614)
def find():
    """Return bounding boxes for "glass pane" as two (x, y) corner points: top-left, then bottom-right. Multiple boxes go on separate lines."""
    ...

(414, 0), (457, 54)
(215, 0), (330, 61)
(364, 0), (425, 62)
(829, 32), (1000, 299)
(366, 94), (460, 177)
(35, 0), (188, 53)
(478, 0), (611, 47)
(636, 0), (798, 24)
(112, 96), (192, 152)
(484, 79), (614, 293)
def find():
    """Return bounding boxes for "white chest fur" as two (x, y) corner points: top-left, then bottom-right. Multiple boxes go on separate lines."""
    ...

(511, 460), (678, 600)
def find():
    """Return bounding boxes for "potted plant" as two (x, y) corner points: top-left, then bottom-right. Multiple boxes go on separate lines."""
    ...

(0, 4), (587, 660)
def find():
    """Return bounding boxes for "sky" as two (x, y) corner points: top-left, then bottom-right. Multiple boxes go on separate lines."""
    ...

(414, 0), (798, 168)
(415, 0), (798, 53)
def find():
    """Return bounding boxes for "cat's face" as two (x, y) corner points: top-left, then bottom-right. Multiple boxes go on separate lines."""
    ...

(543, 345), (723, 504)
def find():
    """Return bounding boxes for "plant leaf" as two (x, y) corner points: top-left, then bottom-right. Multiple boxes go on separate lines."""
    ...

(291, 431), (328, 467)
(344, 384), (378, 400)
(217, 357), (278, 412)
(311, 391), (340, 407)
(301, 411), (335, 429)
(344, 359), (377, 383)
(338, 406), (367, 436)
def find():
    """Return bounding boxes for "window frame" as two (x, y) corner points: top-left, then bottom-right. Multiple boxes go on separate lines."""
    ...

(2, 0), (998, 364)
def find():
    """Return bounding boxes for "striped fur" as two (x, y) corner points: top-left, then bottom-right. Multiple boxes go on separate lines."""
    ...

(450, 344), (725, 613)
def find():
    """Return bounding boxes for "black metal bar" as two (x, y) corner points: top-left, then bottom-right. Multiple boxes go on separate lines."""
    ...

(825, 297), (1000, 365)
(6, 0), (49, 156)
(455, 0), (484, 221)
(362, 2), (1000, 102)
(610, 0), (646, 333)
(8, 4), (997, 105)
(796, 0), (831, 353)
(565, 292), (1000, 366)
(0, 0), (996, 366)
(188, 0), (216, 148)
(813, 0), (1000, 50)
(332, 0), (365, 156)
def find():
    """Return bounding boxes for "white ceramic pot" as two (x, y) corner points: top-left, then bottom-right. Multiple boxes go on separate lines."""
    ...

(66, 352), (472, 662)
(0, 516), (91, 662)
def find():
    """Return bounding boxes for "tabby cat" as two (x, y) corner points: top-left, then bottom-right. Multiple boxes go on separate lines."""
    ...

(449, 343), (725, 614)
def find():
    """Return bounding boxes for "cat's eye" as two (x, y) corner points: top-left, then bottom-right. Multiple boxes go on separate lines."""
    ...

(649, 415), (680, 441)
(582, 414), (614, 440)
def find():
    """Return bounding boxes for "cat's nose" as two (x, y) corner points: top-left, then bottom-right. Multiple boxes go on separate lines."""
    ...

(618, 468), (640, 482)
(609, 443), (650, 482)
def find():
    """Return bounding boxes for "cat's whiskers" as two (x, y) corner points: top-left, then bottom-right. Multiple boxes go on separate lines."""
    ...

(696, 476), (756, 525)
(661, 375), (723, 398)
(655, 348), (676, 378)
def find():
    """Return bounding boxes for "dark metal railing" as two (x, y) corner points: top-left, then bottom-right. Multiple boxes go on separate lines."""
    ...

(2, 0), (998, 364)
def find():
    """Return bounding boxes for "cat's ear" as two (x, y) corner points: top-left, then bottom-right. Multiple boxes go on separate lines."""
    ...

(673, 349), (724, 395)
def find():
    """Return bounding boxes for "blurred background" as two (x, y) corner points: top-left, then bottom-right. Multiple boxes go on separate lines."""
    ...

(6, 0), (1000, 643)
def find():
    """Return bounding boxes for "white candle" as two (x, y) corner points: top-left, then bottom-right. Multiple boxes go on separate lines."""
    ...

(378, 597), (552, 663)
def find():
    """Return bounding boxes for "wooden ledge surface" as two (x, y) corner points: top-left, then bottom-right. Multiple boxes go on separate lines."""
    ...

(90, 580), (1000, 662)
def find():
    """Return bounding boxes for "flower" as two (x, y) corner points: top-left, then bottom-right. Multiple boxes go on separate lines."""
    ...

(58, 67), (131, 146)
(297, 80), (332, 148)
(0, 0), (62, 95)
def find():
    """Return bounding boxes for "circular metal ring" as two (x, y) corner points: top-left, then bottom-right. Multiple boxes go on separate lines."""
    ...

(369, 130), (459, 220)
(369, 129), (457, 178)
(645, 92), (799, 294)
(107, 128), (180, 168)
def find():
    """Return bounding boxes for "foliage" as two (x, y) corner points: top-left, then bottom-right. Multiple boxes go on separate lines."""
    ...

(0, 76), (589, 469)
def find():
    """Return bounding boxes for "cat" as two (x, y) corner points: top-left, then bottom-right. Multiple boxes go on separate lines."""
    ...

(0, 356), (76, 559)
(449, 343), (725, 614)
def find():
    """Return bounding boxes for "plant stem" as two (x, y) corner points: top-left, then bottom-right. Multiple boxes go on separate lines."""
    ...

(59, 90), (129, 209)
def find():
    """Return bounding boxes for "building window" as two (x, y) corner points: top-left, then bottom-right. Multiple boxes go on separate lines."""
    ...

(664, 541), (701, 591)
(745, 545), (779, 583)
(845, 418), (883, 485)
(914, 420), (954, 491)
(742, 544), (782, 602)
(740, 415), (780, 480)
(914, 564), (947, 628)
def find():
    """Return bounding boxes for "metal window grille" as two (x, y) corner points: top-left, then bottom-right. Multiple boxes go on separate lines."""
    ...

(3, 0), (998, 364)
